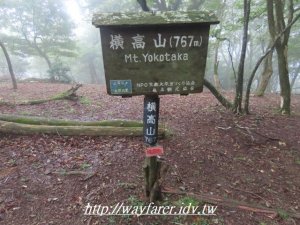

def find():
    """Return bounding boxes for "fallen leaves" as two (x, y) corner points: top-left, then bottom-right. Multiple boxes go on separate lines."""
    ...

(0, 83), (300, 225)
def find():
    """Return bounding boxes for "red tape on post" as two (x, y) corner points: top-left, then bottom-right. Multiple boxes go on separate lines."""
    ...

(145, 146), (164, 157)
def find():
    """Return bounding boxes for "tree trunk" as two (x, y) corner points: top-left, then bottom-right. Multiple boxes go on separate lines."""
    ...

(244, 47), (274, 114)
(88, 60), (99, 84)
(157, 0), (167, 11)
(0, 41), (17, 90)
(255, 48), (274, 96)
(33, 43), (52, 69)
(137, 0), (234, 112)
(213, 41), (222, 91)
(244, 12), (300, 114)
(276, 44), (291, 114)
(137, 0), (150, 11)
(204, 79), (232, 109)
(290, 66), (300, 89)
(266, 0), (296, 115)
(233, 0), (251, 113)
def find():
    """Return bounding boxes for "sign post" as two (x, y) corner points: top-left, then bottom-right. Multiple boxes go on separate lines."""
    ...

(143, 95), (161, 200)
(92, 11), (219, 201)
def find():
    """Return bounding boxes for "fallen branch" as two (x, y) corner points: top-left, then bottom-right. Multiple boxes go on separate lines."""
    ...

(217, 124), (279, 142)
(0, 84), (82, 106)
(81, 172), (97, 181)
(236, 124), (255, 141)
(229, 185), (270, 207)
(216, 126), (232, 130)
(50, 170), (97, 181)
(51, 170), (94, 176)
(216, 124), (254, 139)
(162, 187), (300, 219)
(252, 130), (280, 141)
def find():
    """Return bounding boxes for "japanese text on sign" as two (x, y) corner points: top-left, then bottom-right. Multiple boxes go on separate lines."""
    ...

(109, 33), (203, 64)
(110, 33), (203, 50)
(144, 99), (159, 145)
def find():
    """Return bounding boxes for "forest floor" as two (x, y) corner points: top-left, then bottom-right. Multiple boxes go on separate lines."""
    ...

(0, 82), (299, 225)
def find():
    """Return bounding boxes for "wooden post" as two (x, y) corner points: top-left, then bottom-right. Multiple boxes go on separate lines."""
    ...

(93, 10), (220, 202)
(143, 95), (162, 202)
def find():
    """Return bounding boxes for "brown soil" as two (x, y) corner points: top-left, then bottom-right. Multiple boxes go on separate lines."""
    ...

(0, 82), (299, 225)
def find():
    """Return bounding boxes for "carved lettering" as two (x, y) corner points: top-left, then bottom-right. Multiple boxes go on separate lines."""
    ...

(141, 52), (188, 63)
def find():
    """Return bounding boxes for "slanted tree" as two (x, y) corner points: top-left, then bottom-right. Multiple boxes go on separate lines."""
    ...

(255, 42), (274, 96)
(0, 41), (17, 89)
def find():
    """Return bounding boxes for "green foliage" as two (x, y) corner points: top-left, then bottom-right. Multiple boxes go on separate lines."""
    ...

(79, 96), (92, 105)
(277, 209), (289, 220)
(47, 60), (72, 83)
(85, 0), (139, 12)
(127, 195), (144, 206)
(71, 27), (104, 84)
(80, 163), (91, 169)
(0, 0), (77, 68)
(249, 0), (267, 20)
(175, 196), (200, 207)
(201, 0), (222, 11)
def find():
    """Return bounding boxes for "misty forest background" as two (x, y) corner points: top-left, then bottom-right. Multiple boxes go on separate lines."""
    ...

(0, 0), (300, 107)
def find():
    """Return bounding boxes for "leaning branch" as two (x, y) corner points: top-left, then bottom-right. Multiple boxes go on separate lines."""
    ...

(203, 79), (233, 109)
(225, 39), (237, 83)
(0, 41), (17, 90)
(136, 0), (233, 111)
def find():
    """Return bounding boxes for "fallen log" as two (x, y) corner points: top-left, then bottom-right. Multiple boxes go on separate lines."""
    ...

(0, 120), (166, 137)
(0, 114), (143, 127)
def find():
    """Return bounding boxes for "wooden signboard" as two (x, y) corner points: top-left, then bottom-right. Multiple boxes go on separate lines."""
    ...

(92, 11), (219, 96)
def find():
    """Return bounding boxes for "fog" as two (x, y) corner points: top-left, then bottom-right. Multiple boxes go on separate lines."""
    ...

(0, 0), (299, 93)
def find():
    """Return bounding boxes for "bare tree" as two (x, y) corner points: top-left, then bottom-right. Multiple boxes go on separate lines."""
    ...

(233, 0), (251, 113)
(137, 0), (150, 11)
